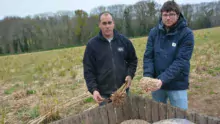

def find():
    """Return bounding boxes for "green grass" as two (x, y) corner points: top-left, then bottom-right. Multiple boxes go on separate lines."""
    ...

(26, 89), (36, 95)
(84, 97), (94, 103)
(4, 84), (19, 94)
(209, 90), (217, 95)
(16, 105), (40, 121)
(29, 106), (40, 119)
(0, 107), (6, 124)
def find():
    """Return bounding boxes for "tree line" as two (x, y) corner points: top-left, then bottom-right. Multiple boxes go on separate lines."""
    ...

(0, 0), (220, 55)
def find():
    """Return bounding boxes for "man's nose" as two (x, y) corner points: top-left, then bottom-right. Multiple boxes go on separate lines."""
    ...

(106, 24), (110, 28)
(166, 16), (171, 19)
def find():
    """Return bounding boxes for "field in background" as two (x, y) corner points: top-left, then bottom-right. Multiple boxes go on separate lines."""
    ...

(0, 27), (220, 123)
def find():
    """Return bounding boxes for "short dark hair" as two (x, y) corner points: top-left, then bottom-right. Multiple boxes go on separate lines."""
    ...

(98, 11), (114, 22)
(160, 1), (181, 15)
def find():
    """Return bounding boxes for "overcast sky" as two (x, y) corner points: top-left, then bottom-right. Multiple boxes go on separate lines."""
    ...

(0, 0), (218, 19)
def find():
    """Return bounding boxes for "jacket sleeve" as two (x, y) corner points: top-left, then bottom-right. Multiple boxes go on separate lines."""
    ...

(158, 30), (194, 84)
(83, 42), (98, 94)
(143, 29), (155, 78)
(126, 39), (138, 79)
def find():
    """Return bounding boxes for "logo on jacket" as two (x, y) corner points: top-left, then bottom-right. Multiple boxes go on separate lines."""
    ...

(118, 47), (124, 52)
(172, 42), (176, 47)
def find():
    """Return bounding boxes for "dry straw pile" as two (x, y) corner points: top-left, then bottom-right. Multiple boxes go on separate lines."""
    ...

(140, 77), (159, 90)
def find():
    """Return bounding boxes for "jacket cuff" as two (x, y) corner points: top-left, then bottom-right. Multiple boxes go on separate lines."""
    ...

(157, 75), (166, 84)
(127, 72), (134, 79)
(90, 88), (98, 95)
(143, 74), (153, 78)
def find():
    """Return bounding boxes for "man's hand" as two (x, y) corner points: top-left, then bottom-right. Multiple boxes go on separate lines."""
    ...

(145, 79), (162, 92)
(93, 90), (103, 103)
(125, 75), (132, 88)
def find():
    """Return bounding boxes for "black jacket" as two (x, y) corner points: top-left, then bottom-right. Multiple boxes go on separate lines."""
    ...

(83, 30), (137, 95)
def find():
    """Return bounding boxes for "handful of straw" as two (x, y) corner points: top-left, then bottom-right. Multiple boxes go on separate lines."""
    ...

(140, 77), (159, 90)
(109, 81), (128, 106)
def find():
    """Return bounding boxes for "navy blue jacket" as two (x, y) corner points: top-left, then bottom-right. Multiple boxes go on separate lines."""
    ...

(143, 13), (194, 90)
(83, 30), (137, 95)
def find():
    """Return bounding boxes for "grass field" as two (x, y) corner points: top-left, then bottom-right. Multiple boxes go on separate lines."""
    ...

(0, 27), (220, 123)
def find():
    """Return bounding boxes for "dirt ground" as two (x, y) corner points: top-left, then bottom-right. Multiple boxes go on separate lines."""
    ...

(188, 75), (220, 117)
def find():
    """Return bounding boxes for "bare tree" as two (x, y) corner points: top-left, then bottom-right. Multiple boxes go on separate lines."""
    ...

(181, 4), (193, 27)
(90, 6), (106, 15)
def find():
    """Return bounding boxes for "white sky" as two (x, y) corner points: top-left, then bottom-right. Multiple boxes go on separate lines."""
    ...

(0, 0), (218, 19)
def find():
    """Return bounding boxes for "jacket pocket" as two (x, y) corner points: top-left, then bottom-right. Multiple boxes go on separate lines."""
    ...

(173, 72), (185, 81)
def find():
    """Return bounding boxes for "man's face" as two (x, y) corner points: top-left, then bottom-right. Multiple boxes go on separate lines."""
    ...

(162, 11), (179, 28)
(99, 14), (115, 38)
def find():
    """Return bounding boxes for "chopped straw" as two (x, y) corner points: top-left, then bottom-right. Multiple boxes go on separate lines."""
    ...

(140, 77), (159, 90)
(28, 82), (129, 123)
(28, 92), (90, 124)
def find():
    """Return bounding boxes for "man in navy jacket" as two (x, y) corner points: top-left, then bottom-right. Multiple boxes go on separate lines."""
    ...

(143, 1), (194, 110)
(83, 12), (137, 105)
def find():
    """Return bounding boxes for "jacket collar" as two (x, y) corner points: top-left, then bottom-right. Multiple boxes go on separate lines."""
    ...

(98, 29), (119, 42)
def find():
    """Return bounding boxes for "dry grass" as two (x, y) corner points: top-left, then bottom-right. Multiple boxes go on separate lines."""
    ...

(0, 27), (220, 123)
(0, 46), (95, 124)
(28, 93), (90, 124)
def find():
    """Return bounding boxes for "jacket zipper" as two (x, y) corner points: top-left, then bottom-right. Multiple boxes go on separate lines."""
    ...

(109, 41), (117, 91)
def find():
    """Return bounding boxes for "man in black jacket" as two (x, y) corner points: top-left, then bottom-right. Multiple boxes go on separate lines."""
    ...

(83, 12), (137, 105)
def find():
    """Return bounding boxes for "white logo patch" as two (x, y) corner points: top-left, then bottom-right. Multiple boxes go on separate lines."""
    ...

(118, 47), (124, 52)
(172, 42), (176, 47)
